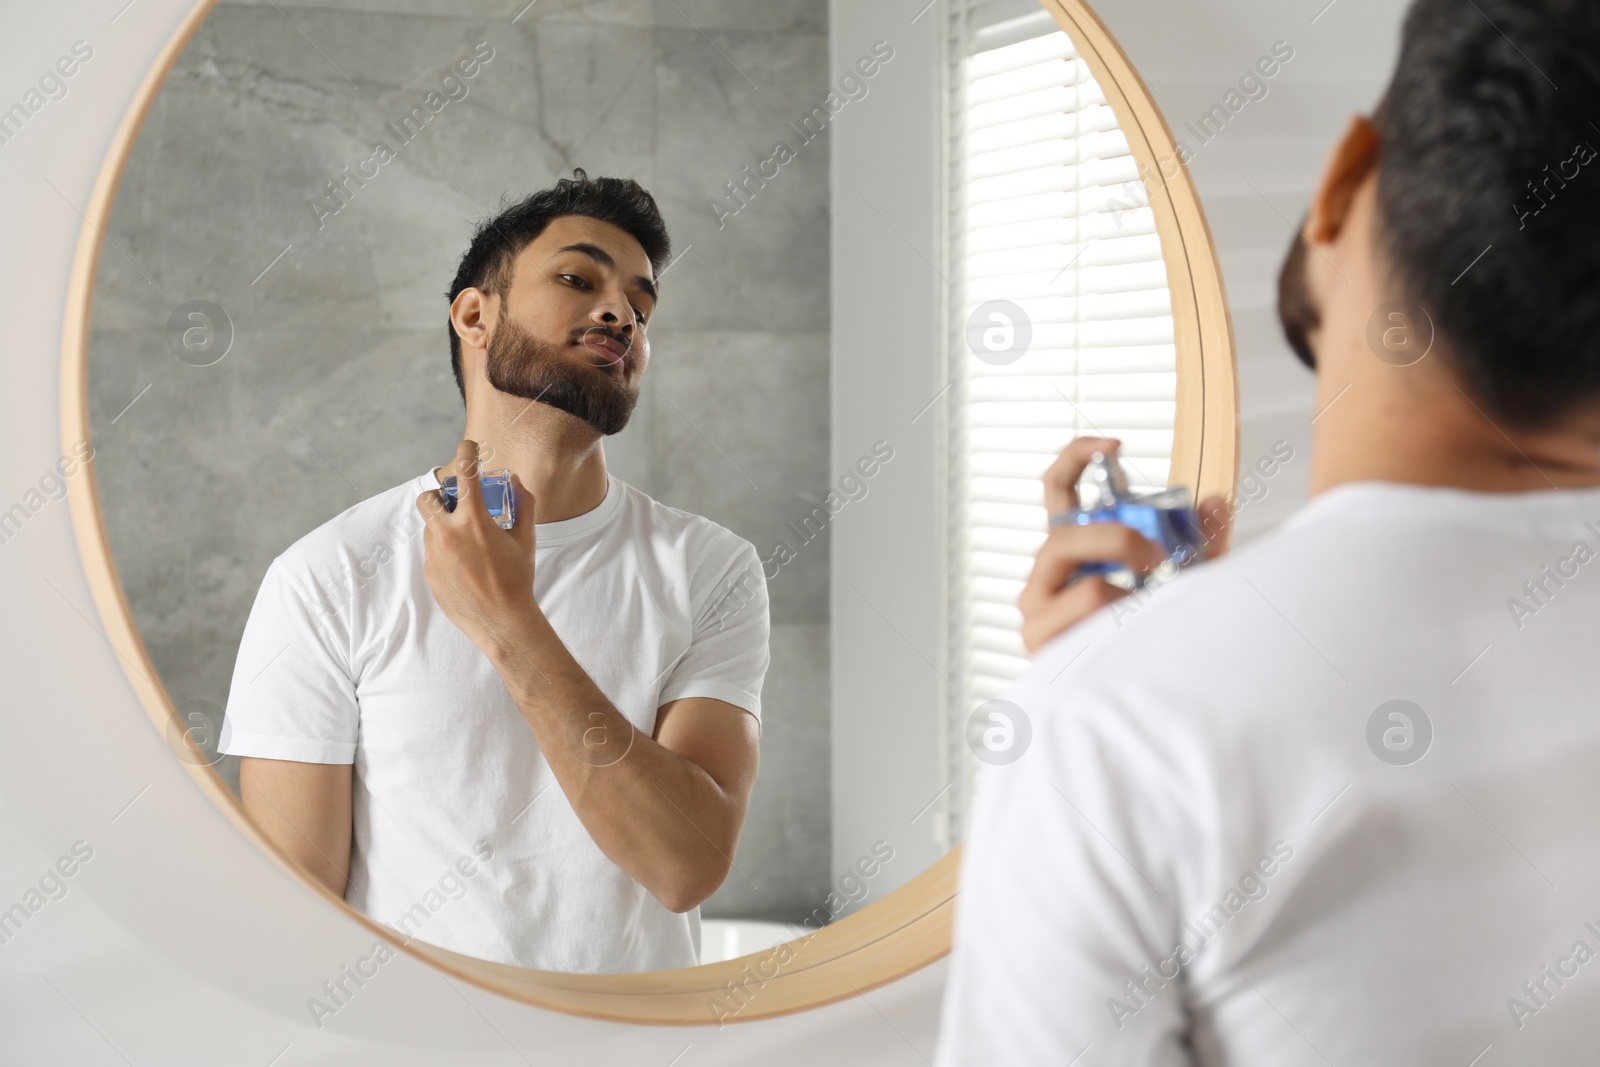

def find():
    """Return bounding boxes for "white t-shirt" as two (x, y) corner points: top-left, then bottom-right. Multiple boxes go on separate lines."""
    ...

(219, 468), (770, 973)
(936, 480), (1600, 1065)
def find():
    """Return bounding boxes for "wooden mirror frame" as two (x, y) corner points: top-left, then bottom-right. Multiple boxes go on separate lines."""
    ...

(57, 0), (1236, 1027)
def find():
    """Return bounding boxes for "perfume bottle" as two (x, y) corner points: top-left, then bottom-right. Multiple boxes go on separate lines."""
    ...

(439, 469), (516, 530)
(1048, 451), (1204, 588)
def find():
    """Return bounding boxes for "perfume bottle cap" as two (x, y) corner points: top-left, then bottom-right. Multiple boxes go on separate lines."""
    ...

(1079, 451), (1131, 510)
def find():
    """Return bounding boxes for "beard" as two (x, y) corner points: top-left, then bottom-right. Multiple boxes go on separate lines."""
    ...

(484, 316), (640, 435)
(1277, 215), (1320, 370)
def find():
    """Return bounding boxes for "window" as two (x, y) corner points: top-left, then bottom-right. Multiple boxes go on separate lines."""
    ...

(945, 1), (1177, 837)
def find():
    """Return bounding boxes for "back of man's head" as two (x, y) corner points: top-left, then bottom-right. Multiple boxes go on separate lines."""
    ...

(1295, 0), (1600, 428)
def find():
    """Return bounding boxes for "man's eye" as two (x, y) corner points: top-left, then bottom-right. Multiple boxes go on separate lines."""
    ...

(559, 271), (647, 323)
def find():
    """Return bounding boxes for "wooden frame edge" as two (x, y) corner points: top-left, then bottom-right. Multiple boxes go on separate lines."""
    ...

(54, 0), (1234, 1029)
(1037, 0), (1241, 501)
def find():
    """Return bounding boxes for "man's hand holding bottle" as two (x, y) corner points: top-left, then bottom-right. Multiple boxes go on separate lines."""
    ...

(1017, 436), (1234, 654)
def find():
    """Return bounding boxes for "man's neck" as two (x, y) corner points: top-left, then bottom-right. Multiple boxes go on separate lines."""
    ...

(435, 397), (610, 524)
(1308, 364), (1600, 495)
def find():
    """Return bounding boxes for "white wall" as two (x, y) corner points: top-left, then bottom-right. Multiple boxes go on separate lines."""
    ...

(828, 0), (950, 905)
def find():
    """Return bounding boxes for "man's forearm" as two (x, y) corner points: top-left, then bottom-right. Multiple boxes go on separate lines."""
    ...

(484, 610), (742, 911)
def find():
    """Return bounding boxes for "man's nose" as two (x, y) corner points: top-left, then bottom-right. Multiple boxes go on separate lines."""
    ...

(590, 292), (633, 335)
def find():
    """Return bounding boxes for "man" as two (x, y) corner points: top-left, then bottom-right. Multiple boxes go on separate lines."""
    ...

(937, 0), (1600, 1061)
(219, 171), (770, 974)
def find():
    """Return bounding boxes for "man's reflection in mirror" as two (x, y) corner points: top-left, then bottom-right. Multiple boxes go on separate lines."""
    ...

(220, 171), (770, 973)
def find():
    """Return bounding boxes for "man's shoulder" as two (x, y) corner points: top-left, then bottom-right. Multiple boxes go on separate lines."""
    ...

(1049, 510), (1309, 638)
(1019, 502), (1362, 732)
(268, 474), (427, 586)
(1063, 477), (1592, 662)
(1017, 479), (1543, 748)
(616, 480), (759, 564)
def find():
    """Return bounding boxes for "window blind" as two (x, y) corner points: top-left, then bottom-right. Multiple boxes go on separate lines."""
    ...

(946, 0), (1177, 838)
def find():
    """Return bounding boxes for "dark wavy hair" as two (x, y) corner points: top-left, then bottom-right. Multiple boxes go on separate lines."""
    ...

(444, 169), (671, 400)
(1281, 0), (1600, 427)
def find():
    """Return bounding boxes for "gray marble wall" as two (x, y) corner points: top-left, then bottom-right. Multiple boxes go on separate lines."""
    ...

(87, 0), (829, 922)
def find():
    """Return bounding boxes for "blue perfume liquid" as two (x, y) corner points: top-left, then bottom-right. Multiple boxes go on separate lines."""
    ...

(439, 469), (516, 530)
(1049, 453), (1204, 588)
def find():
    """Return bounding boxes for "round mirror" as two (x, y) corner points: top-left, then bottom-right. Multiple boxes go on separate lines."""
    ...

(67, 0), (1233, 1022)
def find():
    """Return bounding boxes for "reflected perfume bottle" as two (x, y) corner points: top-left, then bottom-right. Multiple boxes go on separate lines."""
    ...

(1049, 451), (1204, 589)
(439, 469), (516, 530)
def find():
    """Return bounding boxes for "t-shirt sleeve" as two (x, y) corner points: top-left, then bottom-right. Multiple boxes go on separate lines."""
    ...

(218, 555), (361, 764)
(933, 663), (1198, 1067)
(657, 536), (770, 734)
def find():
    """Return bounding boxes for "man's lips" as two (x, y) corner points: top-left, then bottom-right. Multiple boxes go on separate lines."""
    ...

(577, 335), (628, 366)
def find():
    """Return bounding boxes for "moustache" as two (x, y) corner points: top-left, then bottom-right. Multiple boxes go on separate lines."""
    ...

(572, 324), (635, 354)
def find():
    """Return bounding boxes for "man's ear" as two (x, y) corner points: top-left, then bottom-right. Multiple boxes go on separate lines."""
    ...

(450, 287), (499, 356)
(1307, 115), (1382, 243)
